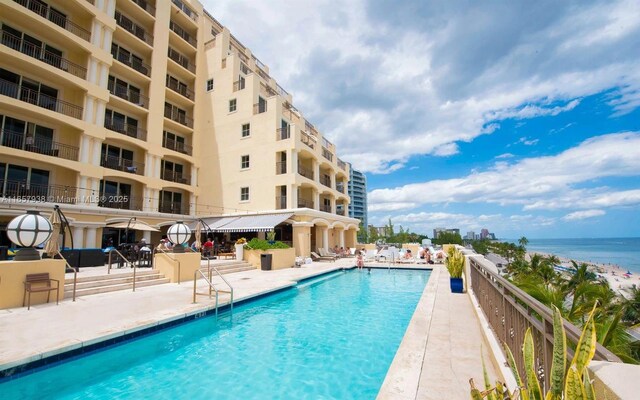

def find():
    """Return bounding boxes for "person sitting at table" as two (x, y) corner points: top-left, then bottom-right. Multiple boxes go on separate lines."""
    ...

(202, 238), (214, 257)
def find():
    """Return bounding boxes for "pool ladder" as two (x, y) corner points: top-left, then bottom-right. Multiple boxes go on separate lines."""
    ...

(192, 257), (234, 318)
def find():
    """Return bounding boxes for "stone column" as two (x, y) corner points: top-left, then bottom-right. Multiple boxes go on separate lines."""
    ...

(339, 229), (345, 248)
(85, 227), (97, 248)
(72, 226), (85, 248)
(292, 224), (311, 257)
(322, 227), (329, 251)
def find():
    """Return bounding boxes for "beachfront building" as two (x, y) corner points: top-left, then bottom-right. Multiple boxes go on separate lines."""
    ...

(0, 0), (358, 255)
(433, 227), (460, 239)
(347, 163), (367, 240)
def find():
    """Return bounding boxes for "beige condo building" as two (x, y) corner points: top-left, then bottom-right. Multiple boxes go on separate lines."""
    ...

(0, 0), (358, 256)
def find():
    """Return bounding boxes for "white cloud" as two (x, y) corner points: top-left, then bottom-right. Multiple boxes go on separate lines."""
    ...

(517, 137), (540, 146)
(495, 153), (515, 159)
(562, 210), (606, 221)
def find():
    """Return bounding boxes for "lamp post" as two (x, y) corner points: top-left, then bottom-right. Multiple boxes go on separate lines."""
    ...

(167, 221), (191, 253)
(7, 210), (53, 261)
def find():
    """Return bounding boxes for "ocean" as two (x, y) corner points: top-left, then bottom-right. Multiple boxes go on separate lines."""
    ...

(506, 238), (640, 274)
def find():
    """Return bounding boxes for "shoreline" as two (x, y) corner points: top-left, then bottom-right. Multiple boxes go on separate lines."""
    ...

(527, 251), (638, 292)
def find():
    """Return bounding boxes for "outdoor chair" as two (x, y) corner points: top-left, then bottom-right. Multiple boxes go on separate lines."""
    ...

(310, 251), (335, 262)
(23, 273), (60, 310)
(364, 249), (377, 262)
(318, 248), (338, 260)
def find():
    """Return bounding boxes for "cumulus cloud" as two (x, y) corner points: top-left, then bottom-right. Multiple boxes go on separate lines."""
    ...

(562, 210), (606, 221)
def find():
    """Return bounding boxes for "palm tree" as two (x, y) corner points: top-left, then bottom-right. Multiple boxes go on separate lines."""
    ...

(518, 236), (529, 247)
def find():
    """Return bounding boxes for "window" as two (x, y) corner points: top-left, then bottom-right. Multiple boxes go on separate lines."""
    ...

(206, 78), (214, 91)
(240, 187), (249, 201)
(241, 123), (250, 137)
(241, 155), (250, 169)
(229, 99), (237, 112)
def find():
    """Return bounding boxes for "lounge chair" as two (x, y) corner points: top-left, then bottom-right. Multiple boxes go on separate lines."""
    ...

(310, 251), (335, 262)
(375, 249), (390, 262)
(364, 249), (377, 262)
(318, 248), (339, 260)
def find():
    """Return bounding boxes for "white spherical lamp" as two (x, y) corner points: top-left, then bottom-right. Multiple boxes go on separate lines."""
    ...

(167, 221), (191, 253)
(7, 211), (53, 261)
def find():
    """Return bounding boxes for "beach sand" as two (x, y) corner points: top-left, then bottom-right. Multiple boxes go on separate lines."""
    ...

(527, 251), (638, 295)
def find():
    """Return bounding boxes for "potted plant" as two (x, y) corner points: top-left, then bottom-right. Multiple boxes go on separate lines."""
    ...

(446, 247), (465, 293)
(235, 237), (247, 261)
(266, 230), (276, 245)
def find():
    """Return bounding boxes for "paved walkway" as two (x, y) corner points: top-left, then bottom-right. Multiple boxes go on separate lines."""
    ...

(1, 258), (499, 399)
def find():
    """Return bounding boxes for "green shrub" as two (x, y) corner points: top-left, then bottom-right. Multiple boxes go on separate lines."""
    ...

(245, 238), (290, 250)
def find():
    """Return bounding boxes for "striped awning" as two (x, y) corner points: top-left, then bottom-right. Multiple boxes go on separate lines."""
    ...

(189, 216), (239, 230)
(214, 213), (293, 232)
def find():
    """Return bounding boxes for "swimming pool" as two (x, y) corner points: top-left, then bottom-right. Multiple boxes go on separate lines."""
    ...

(1, 268), (430, 399)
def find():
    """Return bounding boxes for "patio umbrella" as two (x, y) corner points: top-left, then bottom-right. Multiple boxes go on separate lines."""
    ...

(44, 208), (62, 257)
(194, 220), (203, 250)
(106, 220), (160, 231)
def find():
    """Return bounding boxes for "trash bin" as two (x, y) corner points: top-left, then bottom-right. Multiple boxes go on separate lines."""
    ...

(260, 253), (272, 271)
(0, 246), (8, 261)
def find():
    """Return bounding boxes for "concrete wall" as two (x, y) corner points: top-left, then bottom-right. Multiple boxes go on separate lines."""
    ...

(153, 252), (201, 283)
(0, 259), (66, 309)
(244, 248), (296, 270)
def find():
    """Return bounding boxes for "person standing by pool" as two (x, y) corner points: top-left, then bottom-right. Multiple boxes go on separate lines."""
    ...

(356, 249), (364, 270)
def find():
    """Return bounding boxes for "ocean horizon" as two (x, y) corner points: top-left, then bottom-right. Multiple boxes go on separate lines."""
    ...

(504, 237), (640, 274)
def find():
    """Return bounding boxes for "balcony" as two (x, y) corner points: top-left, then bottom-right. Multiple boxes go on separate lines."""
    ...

(233, 80), (245, 92)
(159, 201), (189, 215)
(101, 155), (144, 175)
(163, 138), (192, 156)
(115, 10), (153, 46)
(166, 80), (194, 100)
(259, 83), (277, 98)
(253, 102), (267, 114)
(132, 0), (155, 17)
(164, 107), (193, 128)
(276, 126), (290, 140)
(161, 169), (190, 185)
(1, 128), (79, 161)
(112, 47), (151, 77)
(169, 21), (196, 48)
(322, 147), (333, 162)
(297, 198), (313, 209)
(14, 0), (91, 41)
(336, 209), (345, 216)
(168, 47), (195, 73)
(0, 180), (77, 204)
(300, 131), (315, 149)
(336, 183), (345, 194)
(276, 161), (286, 175)
(104, 119), (147, 141)
(276, 196), (287, 210)
(337, 158), (347, 171)
(171, 0), (197, 22)
(0, 78), (83, 119)
(1, 31), (87, 79)
(298, 165), (313, 180)
(320, 175), (331, 188)
(108, 81), (149, 108)
(99, 195), (143, 211)
(320, 204), (331, 213)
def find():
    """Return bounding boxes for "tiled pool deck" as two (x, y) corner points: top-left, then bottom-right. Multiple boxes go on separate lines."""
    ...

(0, 259), (500, 398)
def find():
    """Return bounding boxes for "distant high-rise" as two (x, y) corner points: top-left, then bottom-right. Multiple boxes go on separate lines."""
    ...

(466, 231), (475, 240)
(348, 164), (367, 237)
(480, 229), (490, 239)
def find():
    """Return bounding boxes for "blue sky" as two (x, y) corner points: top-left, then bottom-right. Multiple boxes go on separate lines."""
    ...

(204, 0), (640, 238)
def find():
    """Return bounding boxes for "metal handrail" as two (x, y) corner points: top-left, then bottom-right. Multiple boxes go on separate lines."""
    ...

(193, 269), (219, 317)
(154, 247), (182, 284)
(14, 0), (91, 41)
(107, 248), (138, 291)
(56, 250), (77, 302)
(206, 257), (234, 314)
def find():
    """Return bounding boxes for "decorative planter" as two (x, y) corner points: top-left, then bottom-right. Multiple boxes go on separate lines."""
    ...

(244, 248), (296, 270)
(235, 244), (244, 261)
(450, 277), (464, 293)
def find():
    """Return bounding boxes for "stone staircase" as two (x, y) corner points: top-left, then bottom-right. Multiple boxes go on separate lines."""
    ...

(199, 259), (256, 275)
(64, 270), (170, 298)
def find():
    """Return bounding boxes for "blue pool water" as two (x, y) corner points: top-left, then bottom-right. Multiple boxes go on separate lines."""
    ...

(1, 269), (430, 399)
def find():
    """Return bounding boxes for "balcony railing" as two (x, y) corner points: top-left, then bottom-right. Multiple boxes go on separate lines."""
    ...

(233, 80), (245, 92)
(1, 128), (79, 161)
(14, 0), (91, 41)
(300, 131), (315, 149)
(104, 119), (147, 141)
(253, 103), (267, 114)
(276, 83), (289, 97)
(320, 204), (331, 213)
(298, 165), (313, 180)
(0, 180), (77, 204)
(297, 198), (313, 209)
(0, 78), (83, 119)
(108, 81), (149, 109)
(99, 195), (143, 211)
(337, 158), (347, 171)
(169, 21), (196, 48)
(322, 147), (334, 162)
(259, 83), (277, 98)
(276, 126), (290, 140)
(171, 0), (197, 22)
(101, 155), (144, 175)
(132, 0), (155, 16)
(159, 201), (189, 215)
(276, 196), (287, 210)
(163, 138), (192, 156)
(1, 31), (87, 79)
(112, 47), (151, 76)
(166, 80), (194, 100)
(115, 11), (153, 45)
(240, 62), (251, 75)
(468, 257), (620, 393)
(276, 161), (286, 175)
(336, 183), (345, 194)
(168, 47), (195, 73)
(320, 175), (331, 188)
(164, 108), (193, 128)
(161, 169), (190, 185)
(336, 209), (345, 216)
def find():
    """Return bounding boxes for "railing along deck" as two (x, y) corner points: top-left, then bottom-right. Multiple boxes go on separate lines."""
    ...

(468, 257), (620, 394)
